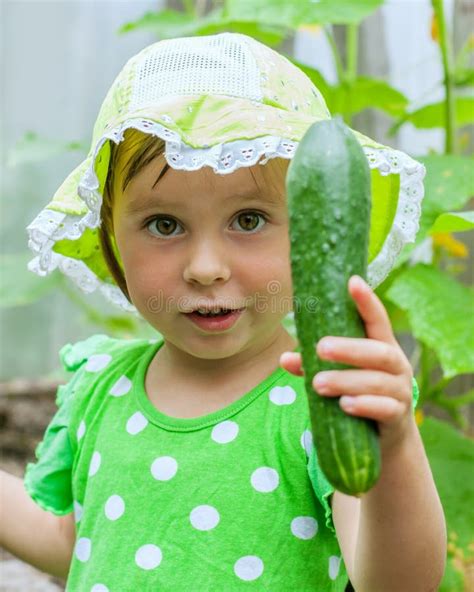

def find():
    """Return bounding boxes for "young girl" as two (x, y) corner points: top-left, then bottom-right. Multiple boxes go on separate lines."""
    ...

(1, 33), (446, 591)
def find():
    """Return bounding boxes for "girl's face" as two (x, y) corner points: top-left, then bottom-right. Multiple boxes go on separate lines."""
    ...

(112, 151), (295, 363)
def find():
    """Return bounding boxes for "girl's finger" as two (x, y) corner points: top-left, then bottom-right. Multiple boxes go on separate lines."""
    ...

(348, 275), (398, 346)
(339, 394), (407, 423)
(312, 369), (409, 401)
(279, 352), (304, 376)
(316, 336), (409, 375)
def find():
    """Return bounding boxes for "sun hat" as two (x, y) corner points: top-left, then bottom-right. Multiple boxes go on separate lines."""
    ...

(26, 32), (425, 318)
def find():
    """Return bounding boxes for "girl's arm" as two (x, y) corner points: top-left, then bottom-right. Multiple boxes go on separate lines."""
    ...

(281, 277), (447, 591)
(317, 278), (447, 591)
(333, 418), (447, 592)
(0, 469), (75, 580)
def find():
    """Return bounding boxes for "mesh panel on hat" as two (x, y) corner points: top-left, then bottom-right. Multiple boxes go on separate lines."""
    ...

(130, 34), (263, 111)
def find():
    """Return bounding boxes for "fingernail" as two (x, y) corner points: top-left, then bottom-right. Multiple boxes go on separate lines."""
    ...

(318, 339), (333, 354)
(313, 372), (329, 387)
(340, 396), (355, 410)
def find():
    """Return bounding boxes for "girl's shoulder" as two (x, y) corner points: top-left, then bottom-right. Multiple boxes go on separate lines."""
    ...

(56, 333), (161, 417)
(58, 333), (155, 373)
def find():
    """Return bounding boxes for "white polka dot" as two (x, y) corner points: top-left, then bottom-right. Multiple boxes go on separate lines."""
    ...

(74, 500), (83, 523)
(269, 385), (297, 405)
(151, 456), (178, 481)
(126, 411), (148, 435)
(291, 516), (318, 540)
(85, 354), (112, 372)
(105, 495), (125, 521)
(250, 467), (279, 493)
(75, 537), (91, 562)
(110, 375), (132, 397)
(77, 420), (86, 441)
(211, 420), (239, 444)
(135, 544), (162, 570)
(190, 505), (220, 531)
(88, 451), (101, 477)
(329, 555), (342, 580)
(91, 585), (109, 592)
(234, 555), (264, 581)
(300, 429), (313, 457)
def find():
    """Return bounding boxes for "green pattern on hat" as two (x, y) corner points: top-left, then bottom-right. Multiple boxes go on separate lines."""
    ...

(26, 32), (425, 317)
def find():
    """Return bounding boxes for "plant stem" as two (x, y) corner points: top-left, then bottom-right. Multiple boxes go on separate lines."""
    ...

(60, 281), (125, 333)
(419, 341), (435, 398)
(195, 0), (208, 18)
(440, 388), (474, 408)
(343, 23), (359, 126)
(324, 25), (345, 84)
(182, 0), (195, 16)
(346, 23), (358, 85)
(323, 24), (359, 126)
(431, 0), (456, 153)
(430, 375), (453, 398)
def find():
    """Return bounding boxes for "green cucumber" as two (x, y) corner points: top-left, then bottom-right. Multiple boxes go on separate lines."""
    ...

(286, 118), (381, 496)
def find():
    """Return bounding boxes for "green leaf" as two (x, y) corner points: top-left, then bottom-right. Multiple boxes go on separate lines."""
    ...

(0, 253), (63, 307)
(455, 67), (474, 87)
(95, 315), (139, 334)
(385, 264), (474, 379)
(419, 417), (474, 590)
(448, 388), (474, 408)
(430, 211), (474, 234)
(118, 10), (191, 34)
(390, 96), (474, 133)
(290, 62), (408, 118)
(288, 60), (333, 105)
(225, 0), (384, 26)
(119, 8), (287, 46)
(419, 155), (474, 237)
(331, 77), (408, 118)
(394, 155), (474, 266)
(438, 563), (464, 592)
(376, 267), (412, 334)
(6, 132), (86, 167)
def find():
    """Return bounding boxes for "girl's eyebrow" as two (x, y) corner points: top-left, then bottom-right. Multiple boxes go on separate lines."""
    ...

(125, 192), (281, 214)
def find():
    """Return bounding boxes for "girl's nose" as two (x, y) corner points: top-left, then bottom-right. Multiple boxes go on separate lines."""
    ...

(182, 241), (231, 285)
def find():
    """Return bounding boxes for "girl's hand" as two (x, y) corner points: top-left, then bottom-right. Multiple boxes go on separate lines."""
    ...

(280, 275), (415, 452)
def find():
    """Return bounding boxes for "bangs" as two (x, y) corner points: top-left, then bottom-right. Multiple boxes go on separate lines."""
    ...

(248, 156), (290, 203)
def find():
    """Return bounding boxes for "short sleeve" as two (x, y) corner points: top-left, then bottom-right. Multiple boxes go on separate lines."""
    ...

(307, 443), (336, 533)
(23, 334), (112, 516)
(307, 375), (421, 533)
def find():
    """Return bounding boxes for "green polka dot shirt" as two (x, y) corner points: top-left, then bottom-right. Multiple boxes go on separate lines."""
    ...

(25, 333), (417, 590)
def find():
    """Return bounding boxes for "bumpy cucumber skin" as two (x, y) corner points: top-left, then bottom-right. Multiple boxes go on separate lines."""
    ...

(286, 119), (381, 496)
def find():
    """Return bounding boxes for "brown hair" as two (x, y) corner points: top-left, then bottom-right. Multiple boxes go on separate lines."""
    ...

(99, 129), (168, 303)
(99, 128), (290, 303)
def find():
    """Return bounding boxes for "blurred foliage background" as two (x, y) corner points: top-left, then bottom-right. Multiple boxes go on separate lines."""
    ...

(1, 1), (473, 590)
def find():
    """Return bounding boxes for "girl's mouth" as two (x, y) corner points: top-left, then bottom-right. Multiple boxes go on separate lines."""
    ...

(184, 308), (245, 332)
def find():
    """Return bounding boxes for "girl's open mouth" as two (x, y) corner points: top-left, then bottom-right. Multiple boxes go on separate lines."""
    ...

(184, 308), (245, 332)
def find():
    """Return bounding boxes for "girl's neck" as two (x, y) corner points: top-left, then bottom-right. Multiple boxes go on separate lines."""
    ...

(148, 327), (298, 393)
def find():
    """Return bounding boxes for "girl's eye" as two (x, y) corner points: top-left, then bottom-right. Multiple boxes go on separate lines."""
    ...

(145, 211), (267, 238)
(146, 217), (181, 237)
(232, 211), (267, 232)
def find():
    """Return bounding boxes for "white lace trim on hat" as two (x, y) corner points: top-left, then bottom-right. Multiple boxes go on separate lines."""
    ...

(26, 118), (425, 313)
